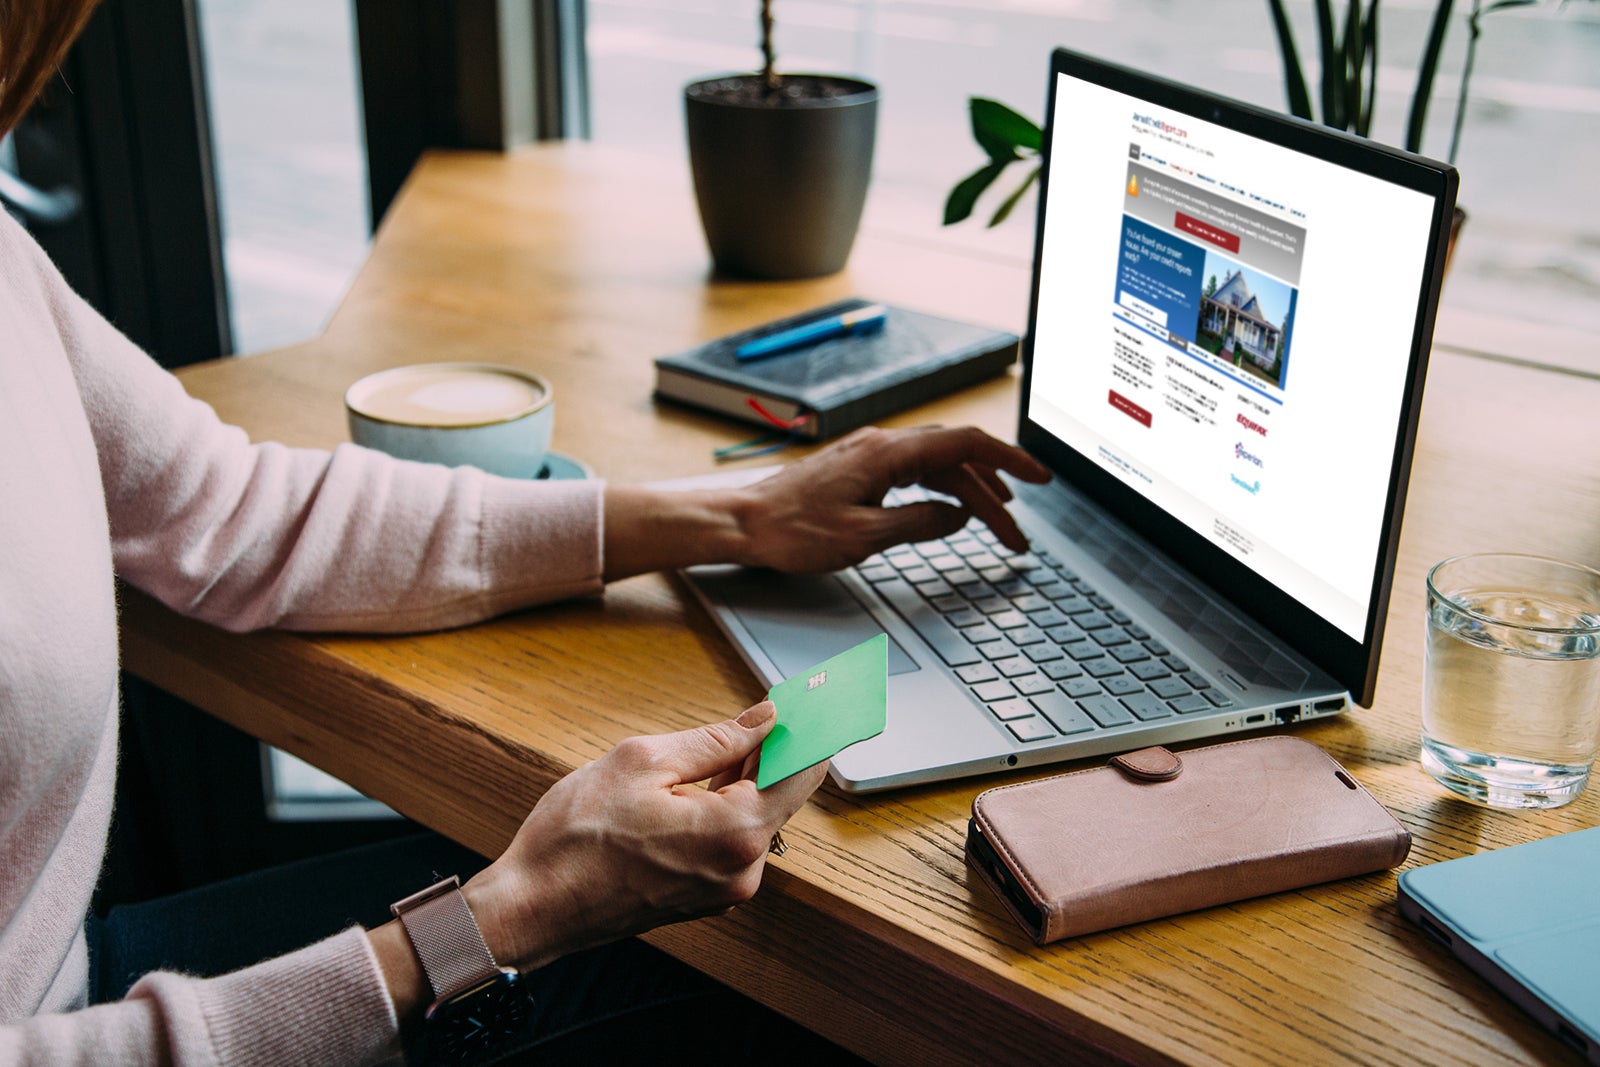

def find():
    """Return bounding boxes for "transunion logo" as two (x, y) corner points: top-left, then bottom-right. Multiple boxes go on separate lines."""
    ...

(1234, 442), (1264, 468)
(1230, 473), (1261, 495)
(1236, 413), (1267, 436)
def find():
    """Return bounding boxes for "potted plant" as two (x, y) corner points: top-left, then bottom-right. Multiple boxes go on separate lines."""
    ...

(684, 0), (878, 280)
(945, 0), (1594, 258)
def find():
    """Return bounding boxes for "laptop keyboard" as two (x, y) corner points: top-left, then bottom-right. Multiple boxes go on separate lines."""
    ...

(853, 490), (1235, 745)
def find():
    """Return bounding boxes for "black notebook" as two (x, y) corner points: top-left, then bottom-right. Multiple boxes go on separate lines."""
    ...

(652, 299), (1019, 440)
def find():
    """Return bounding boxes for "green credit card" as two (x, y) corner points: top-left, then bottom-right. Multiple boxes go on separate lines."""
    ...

(757, 633), (889, 789)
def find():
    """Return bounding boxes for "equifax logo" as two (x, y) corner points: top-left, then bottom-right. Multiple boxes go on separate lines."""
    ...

(1236, 413), (1267, 436)
(1235, 443), (1263, 467)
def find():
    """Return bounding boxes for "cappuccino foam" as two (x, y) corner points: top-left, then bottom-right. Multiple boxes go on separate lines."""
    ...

(352, 366), (545, 427)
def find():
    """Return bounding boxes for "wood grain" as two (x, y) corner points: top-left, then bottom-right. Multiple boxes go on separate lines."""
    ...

(121, 144), (1600, 1065)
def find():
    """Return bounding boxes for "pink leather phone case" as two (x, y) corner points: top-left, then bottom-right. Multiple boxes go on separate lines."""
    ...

(966, 736), (1412, 944)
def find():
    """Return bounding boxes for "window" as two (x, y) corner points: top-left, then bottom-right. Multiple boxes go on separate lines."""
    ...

(588, 0), (1600, 353)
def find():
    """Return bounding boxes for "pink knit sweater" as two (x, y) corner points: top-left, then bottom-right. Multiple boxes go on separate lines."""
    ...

(0, 208), (606, 1064)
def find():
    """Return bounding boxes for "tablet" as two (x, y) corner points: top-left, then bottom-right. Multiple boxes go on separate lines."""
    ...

(1398, 826), (1600, 1063)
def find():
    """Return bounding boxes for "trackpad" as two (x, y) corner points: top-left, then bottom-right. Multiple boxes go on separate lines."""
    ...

(707, 571), (919, 678)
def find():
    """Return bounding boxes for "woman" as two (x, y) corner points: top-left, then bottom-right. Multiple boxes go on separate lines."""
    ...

(0, 3), (1051, 1063)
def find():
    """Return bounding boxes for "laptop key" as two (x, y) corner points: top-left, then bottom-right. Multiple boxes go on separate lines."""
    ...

(989, 698), (1035, 722)
(1044, 623), (1085, 644)
(1088, 595), (1112, 610)
(1112, 645), (1151, 664)
(1051, 595), (1094, 613)
(874, 578), (982, 667)
(1091, 628), (1131, 647)
(899, 564), (937, 584)
(981, 641), (1021, 662)
(1101, 675), (1143, 696)
(929, 593), (966, 613)
(1084, 659), (1124, 678)
(965, 623), (1003, 644)
(1127, 624), (1151, 640)
(945, 608), (985, 628)
(1024, 643), (1064, 664)
(856, 562), (896, 583)
(1078, 694), (1133, 728)
(944, 568), (982, 588)
(1181, 672), (1211, 690)
(1011, 593), (1050, 613)
(970, 595), (1009, 615)
(1122, 693), (1172, 721)
(990, 610), (1030, 630)
(1108, 609), (1132, 625)
(1014, 674), (1056, 697)
(1205, 690), (1236, 708)
(972, 680), (1017, 702)
(956, 663), (998, 684)
(991, 577), (1029, 598)
(1008, 625), (1047, 647)
(1148, 676), (1191, 699)
(1169, 694), (1213, 715)
(1029, 608), (1070, 630)
(1041, 659), (1082, 680)
(1130, 661), (1173, 682)
(1007, 717), (1056, 743)
(1144, 640), (1170, 657)
(1062, 677), (1101, 699)
(1065, 641), (1106, 662)
(1075, 612), (1112, 631)
(1031, 692), (1095, 735)
(1163, 656), (1191, 673)
(997, 658), (1036, 679)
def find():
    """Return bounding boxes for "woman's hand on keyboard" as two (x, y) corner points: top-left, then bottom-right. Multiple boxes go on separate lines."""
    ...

(730, 425), (1051, 574)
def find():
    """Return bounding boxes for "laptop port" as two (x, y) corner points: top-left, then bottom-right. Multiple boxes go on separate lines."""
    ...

(1314, 697), (1345, 712)
(1245, 713), (1266, 724)
(1275, 705), (1299, 724)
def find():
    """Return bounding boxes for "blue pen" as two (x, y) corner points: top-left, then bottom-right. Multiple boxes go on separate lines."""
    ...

(734, 304), (889, 361)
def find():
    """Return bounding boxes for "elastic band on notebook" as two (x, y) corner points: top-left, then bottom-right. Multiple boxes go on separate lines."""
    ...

(713, 431), (796, 462)
(747, 398), (812, 432)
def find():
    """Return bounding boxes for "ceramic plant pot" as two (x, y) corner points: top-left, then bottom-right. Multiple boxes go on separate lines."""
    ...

(684, 73), (878, 280)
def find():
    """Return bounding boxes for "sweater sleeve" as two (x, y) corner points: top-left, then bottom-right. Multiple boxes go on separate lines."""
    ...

(35, 239), (605, 634)
(0, 929), (398, 1067)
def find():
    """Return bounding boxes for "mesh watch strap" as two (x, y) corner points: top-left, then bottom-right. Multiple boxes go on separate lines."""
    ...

(390, 875), (501, 1001)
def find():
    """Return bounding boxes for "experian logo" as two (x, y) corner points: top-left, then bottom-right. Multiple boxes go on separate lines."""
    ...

(1235, 443), (1264, 467)
(1230, 473), (1261, 494)
(1236, 413), (1267, 436)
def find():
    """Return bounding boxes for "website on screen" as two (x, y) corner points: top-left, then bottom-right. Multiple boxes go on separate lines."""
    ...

(1028, 73), (1436, 639)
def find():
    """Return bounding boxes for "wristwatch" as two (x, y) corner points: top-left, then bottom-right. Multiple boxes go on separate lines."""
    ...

(390, 875), (534, 1065)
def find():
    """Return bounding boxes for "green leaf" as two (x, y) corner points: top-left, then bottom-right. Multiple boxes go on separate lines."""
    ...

(1406, 0), (1455, 153)
(944, 159), (1010, 226)
(970, 98), (1042, 161)
(1265, 0), (1313, 120)
(987, 165), (1042, 228)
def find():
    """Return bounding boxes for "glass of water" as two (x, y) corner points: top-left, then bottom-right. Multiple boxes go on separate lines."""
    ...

(1421, 553), (1600, 809)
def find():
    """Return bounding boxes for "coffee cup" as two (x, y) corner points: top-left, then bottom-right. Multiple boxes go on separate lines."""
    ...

(345, 362), (554, 479)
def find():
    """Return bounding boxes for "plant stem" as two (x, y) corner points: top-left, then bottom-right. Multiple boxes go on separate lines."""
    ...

(1405, 0), (1456, 154)
(760, 0), (779, 91)
(1448, 0), (1484, 164)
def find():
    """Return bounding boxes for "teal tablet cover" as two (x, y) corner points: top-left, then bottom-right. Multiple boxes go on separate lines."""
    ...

(1399, 826), (1600, 1061)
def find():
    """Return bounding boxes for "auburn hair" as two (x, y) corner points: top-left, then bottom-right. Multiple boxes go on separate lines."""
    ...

(0, 0), (101, 136)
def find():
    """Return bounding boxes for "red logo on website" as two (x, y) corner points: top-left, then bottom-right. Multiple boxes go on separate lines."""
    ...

(1236, 413), (1267, 437)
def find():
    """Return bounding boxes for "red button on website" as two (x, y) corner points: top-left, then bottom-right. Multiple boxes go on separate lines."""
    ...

(1174, 211), (1241, 254)
(1108, 390), (1152, 428)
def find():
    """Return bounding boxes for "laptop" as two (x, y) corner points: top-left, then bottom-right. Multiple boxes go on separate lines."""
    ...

(682, 47), (1458, 793)
(1399, 828), (1600, 1062)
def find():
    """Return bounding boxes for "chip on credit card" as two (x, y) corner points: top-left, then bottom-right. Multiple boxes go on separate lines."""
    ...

(756, 633), (889, 789)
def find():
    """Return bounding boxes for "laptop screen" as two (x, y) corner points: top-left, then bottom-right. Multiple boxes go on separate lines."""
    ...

(1020, 49), (1456, 699)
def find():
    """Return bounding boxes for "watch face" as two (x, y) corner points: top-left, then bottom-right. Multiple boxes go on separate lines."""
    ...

(426, 969), (534, 1065)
